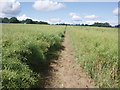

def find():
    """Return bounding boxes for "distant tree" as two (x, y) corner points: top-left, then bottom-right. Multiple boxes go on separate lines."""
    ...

(0, 17), (49, 24)
(92, 22), (111, 27)
(103, 22), (111, 27)
(58, 23), (67, 25)
(25, 19), (33, 24)
(39, 21), (49, 24)
(81, 24), (85, 26)
(2, 17), (9, 23)
(9, 17), (19, 23)
(76, 24), (80, 26)
(33, 21), (39, 24)
(20, 20), (26, 23)
(85, 24), (89, 26)
(115, 24), (120, 27)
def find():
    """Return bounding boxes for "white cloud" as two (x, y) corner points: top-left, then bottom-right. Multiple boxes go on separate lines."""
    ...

(69, 12), (81, 21)
(64, 21), (73, 24)
(15, 0), (119, 2)
(69, 12), (76, 16)
(85, 20), (110, 25)
(33, 0), (65, 11)
(17, 14), (41, 21)
(61, 0), (80, 1)
(72, 15), (81, 21)
(0, 0), (21, 17)
(49, 18), (74, 24)
(85, 20), (101, 25)
(17, 15), (72, 24)
(113, 8), (120, 16)
(54, 0), (118, 2)
(49, 18), (62, 24)
(109, 20), (118, 26)
(84, 15), (98, 19)
(17, 14), (30, 20)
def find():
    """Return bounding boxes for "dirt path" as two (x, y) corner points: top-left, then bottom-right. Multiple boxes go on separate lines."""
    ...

(45, 32), (95, 88)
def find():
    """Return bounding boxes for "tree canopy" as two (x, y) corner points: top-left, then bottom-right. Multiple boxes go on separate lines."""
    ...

(0, 17), (49, 25)
(2, 17), (9, 23)
(9, 17), (19, 23)
(92, 22), (112, 27)
(0, 17), (118, 27)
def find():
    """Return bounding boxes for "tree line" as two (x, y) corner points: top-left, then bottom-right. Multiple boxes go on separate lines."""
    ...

(56, 22), (116, 27)
(0, 17), (49, 24)
(0, 17), (119, 27)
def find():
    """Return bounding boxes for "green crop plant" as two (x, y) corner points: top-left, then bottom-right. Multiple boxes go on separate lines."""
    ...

(2, 24), (65, 88)
(67, 26), (118, 88)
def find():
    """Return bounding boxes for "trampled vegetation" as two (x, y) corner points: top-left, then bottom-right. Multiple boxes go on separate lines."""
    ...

(67, 26), (118, 88)
(2, 24), (65, 88)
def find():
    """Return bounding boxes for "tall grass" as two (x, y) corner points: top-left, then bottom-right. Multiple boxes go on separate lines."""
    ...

(2, 24), (65, 88)
(67, 26), (118, 88)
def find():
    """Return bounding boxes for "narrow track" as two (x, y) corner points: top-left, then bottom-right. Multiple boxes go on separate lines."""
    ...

(45, 32), (95, 88)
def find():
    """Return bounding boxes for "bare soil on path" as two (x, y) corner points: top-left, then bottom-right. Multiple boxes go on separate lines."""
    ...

(45, 32), (95, 88)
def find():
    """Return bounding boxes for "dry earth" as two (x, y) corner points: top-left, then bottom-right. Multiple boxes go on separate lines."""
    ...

(45, 32), (95, 88)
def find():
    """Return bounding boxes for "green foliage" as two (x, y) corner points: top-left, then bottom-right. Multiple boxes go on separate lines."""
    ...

(21, 19), (49, 24)
(0, 17), (49, 24)
(92, 22), (111, 27)
(9, 17), (19, 23)
(2, 18), (9, 23)
(25, 19), (33, 24)
(67, 26), (118, 88)
(2, 24), (65, 88)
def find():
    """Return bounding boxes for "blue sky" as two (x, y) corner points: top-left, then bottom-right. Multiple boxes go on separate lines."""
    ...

(0, 0), (119, 25)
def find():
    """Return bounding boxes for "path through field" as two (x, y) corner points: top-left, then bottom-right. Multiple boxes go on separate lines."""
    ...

(45, 32), (95, 88)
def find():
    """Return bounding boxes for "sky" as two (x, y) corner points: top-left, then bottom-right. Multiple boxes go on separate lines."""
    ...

(0, 0), (119, 26)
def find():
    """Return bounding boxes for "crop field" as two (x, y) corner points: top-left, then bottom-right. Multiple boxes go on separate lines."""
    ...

(2, 24), (65, 88)
(1, 24), (119, 88)
(67, 26), (118, 88)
